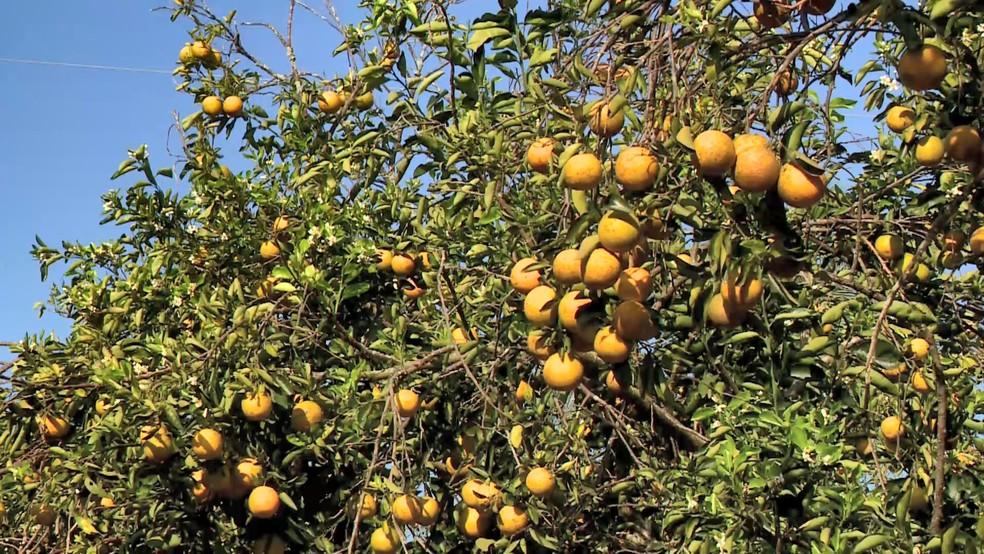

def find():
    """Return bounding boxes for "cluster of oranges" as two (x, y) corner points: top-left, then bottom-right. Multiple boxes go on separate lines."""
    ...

(201, 94), (244, 118)
(375, 249), (429, 299)
(177, 39), (222, 69)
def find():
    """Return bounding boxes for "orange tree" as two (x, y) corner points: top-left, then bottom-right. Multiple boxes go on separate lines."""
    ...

(1, 0), (983, 552)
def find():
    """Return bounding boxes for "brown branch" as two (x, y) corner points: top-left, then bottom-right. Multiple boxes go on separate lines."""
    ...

(928, 332), (947, 535)
(621, 385), (708, 448)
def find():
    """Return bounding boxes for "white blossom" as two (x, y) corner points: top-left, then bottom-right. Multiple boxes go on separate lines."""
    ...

(878, 75), (900, 92)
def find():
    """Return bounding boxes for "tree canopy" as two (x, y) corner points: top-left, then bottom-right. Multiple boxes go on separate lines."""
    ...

(1, 0), (984, 552)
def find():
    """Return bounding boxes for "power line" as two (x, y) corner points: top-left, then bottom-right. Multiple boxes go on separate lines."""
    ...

(0, 57), (171, 75)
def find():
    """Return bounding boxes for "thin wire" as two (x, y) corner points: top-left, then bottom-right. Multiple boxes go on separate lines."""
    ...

(0, 57), (171, 75)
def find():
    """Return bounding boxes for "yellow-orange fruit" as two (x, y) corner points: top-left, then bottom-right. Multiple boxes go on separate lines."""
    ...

(526, 138), (556, 173)
(587, 101), (626, 137)
(908, 337), (930, 360)
(558, 290), (593, 332)
(598, 212), (641, 252)
(202, 95), (223, 116)
(497, 505), (529, 536)
(142, 424), (176, 463)
(248, 485), (281, 518)
(944, 126), (982, 162)
(614, 147), (659, 191)
(552, 249), (583, 284)
(318, 90), (344, 113)
(235, 459), (263, 490)
(911, 371), (931, 394)
(391, 254), (416, 277)
(192, 428), (224, 461)
(720, 274), (763, 308)
(391, 494), (421, 525)
(40, 415), (70, 439)
(515, 379), (533, 403)
(178, 44), (196, 65)
(562, 153), (604, 190)
(457, 506), (491, 539)
(754, 0), (789, 29)
(461, 480), (500, 510)
(417, 497), (440, 526)
(777, 163), (826, 208)
(190, 40), (212, 59)
(523, 285), (558, 327)
(375, 249), (393, 270)
(693, 130), (736, 178)
(734, 146), (781, 192)
(615, 267), (651, 301)
(706, 294), (747, 328)
(370, 525), (401, 553)
(291, 400), (323, 432)
(526, 331), (555, 361)
(451, 327), (477, 344)
(260, 241), (280, 260)
(612, 300), (655, 341)
(222, 95), (244, 117)
(542, 352), (584, 391)
(594, 326), (631, 364)
(191, 469), (212, 503)
(915, 136), (944, 167)
(898, 45), (947, 91)
(606, 371), (624, 395)
(874, 234), (904, 261)
(885, 105), (915, 133)
(880, 416), (903, 442)
(582, 248), (623, 290)
(970, 226), (984, 255)
(526, 467), (556, 496)
(241, 391), (273, 421)
(394, 389), (420, 418)
(402, 282), (426, 299)
(510, 257), (543, 293)
(733, 134), (770, 156)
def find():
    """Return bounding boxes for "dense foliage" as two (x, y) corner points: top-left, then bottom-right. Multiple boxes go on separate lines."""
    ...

(1, 0), (983, 552)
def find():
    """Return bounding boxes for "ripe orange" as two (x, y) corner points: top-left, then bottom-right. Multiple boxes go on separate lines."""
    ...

(874, 234), (904, 260)
(318, 90), (344, 113)
(885, 105), (914, 133)
(223, 95), (244, 117)
(94, 398), (112, 416)
(525, 467), (556, 496)
(260, 241), (281, 260)
(509, 257), (543, 293)
(612, 300), (655, 341)
(515, 379), (534, 403)
(391, 494), (421, 525)
(594, 326), (631, 364)
(248, 485), (281, 518)
(587, 100), (626, 137)
(191, 469), (212, 503)
(357, 493), (378, 519)
(375, 249), (393, 270)
(693, 130), (736, 178)
(394, 389), (420, 418)
(720, 274), (763, 308)
(582, 248), (623, 290)
(911, 371), (931, 394)
(523, 285), (558, 327)
(898, 45), (947, 91)
(192, 428), (224, 461)
(235, 459), (264, 490)
(272, 216), (290, 234)
(615, 267), (651, 301)
(417, 496), (440, 526)
(526, 331), (554, 361)
(526, 138), (556, 173)
(562, 152), (604, 190)
(461, 479), (500, 509)
(141, 424), (176, 463)
(451, 327), (477, 344)
(252, 535), (287, 554)
(970, 226), (984, 255)
(605, 371), (624, 395)
(456, 506), (491, 539)
(40, 415), (70, 439)
(370, 524), (401, 553)
(944, 125), (982, 162)
(291, 400), (323, 432)
(753, 0), (789, 29)
(497, 505), (529, 536)
(190, 40), (212, 59)
(543, 352), (585, 391)
(915, 136), (944, 167)
(558, 290), (593, 332)
(178, 44), (196, 65)
(733, 133), (770, 156)
(202, 95), (223, 116)
(391, 254), (416, 277)
(706, 293), (747, 328)
(777, 163), (826, 208)
(242, 391), (273, 421)
(734, 146), (780, 192)
(552, 249), (583, 284)
(908, 337), (930, 360)
(99, 497), (115, 509)
(598, 211), (641, 252)
(614, 147), (658, 191)
(880, 416), (903, 442)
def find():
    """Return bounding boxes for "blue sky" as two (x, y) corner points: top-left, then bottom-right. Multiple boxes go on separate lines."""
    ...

(0, 1), (872, 359)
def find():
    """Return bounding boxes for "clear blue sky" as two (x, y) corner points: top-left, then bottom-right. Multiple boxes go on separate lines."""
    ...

(0, 1), (872, 359)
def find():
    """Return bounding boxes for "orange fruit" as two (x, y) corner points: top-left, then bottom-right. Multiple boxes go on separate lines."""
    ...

(391, 494), (421, 525)
(898, 45), (947, 91)
(318, 90), (344, 113)
(552, 249), (583, 284)
(915, 136), (944, 167)
(510, 257), (543, 293)
(235, 459), (263, 490)
(461, 480), (500, 509)
(178, 44), (196, 65)
(720, 274), (763, 308)
(706, 293), (747, 328)
(594, 326), (631, 364)
(855, 437), (873, 456)
(40, 415), (70, 439)
(497, 505), (529, 536)
(202, 95), (223, 116)
(526, 331), (554, 361)
(885, 105), (914, 133)
(242, 391), (273, 421)
(614, 147), (658, 191)
(753, 0), (789, 29)
(880, 416), (903, 442)
(451, 327), (477, 344)
(260, 241), (280, 260)
(543, 352), (584, 391)
(141, 424), (176, 463)
(562, 153), (604, 190)
(94, 398), (112, 416)
(291, 400), (323, 432)
(190, 40), (212, 59)
(402, 281), (426, 299)
(192, 428), (224, 461)
(525, 467), (556, 496)
(272, 216), (290, 233)
(598, 211), (641, 252)
(944, 125), (982, 162)
(375, 249), (393, 270)
(615, 267), (651, 301)
(394, 389), (420, 418)
(456, 506), (491, 539)
(223, 95), (244, 117)
(911, 371), (931, 394)
(733, 133), (770, 156)
(252, 535), (287, 554)
(391, 254), (416, 277)
(523, 285), (558, 327)
(248, 485), (281, 518)
(582, 248), (623, 290)
(970, 226), (984, 255)
(357, 493), (378, 519)
(526, 138), (556, 173)
(587, 100), (626, 137)
(777, 163), (826, 208)
(99, 497), (115, 508)
(908, 337), (930, 360)
(693, 130), (736, 178)
(370, 524), (401, 553)
(558, 290), (593, 332)
(191, 469), (212, 503)
(612, 300), (655, 341)
(417, 497), (440, 526)
(734, 146), (780, 192)
(605, 371), (625, 395)
(874, 234), (903, 260)
(515, 379), (533, 403)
